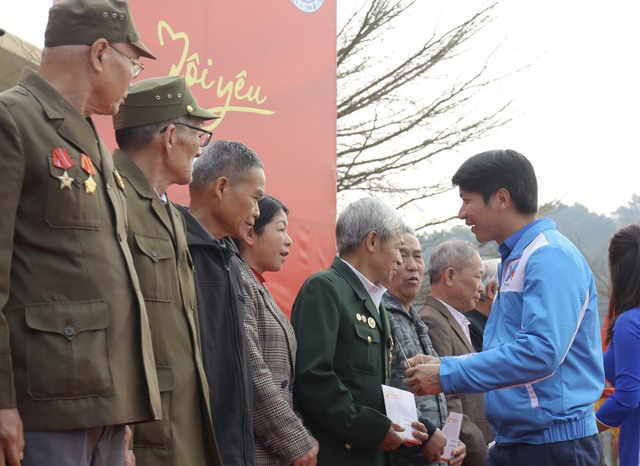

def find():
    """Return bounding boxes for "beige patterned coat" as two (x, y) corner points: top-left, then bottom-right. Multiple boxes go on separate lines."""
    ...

(240, 260), (315, 465)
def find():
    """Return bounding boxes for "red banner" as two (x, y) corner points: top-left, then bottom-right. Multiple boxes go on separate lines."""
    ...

(96, 0), (337, 316)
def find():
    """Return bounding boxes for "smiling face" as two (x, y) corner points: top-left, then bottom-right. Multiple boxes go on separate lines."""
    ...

(247, 209), (292, 274)
(385, 233), (425, 309)
(458, 188), (503, 244)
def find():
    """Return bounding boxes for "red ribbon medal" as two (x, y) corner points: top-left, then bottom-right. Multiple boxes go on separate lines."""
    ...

(52, 148), (75, 190)
(80, 154), (97, 195)
(52, 148), (75, 169)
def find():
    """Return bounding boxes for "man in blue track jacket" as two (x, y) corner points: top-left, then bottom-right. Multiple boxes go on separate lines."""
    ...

(404, 149), (605, 466)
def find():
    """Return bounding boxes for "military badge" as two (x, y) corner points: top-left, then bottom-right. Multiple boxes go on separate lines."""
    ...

(114, 168), (126, 192)
(52, 148), (75, 190)
(80, 154), (97, 195)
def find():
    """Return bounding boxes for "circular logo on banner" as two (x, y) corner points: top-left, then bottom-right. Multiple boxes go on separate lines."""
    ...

(291, 0), (325, 13)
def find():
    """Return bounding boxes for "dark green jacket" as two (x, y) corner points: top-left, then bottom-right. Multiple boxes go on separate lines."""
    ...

(292, 257), (393, 466)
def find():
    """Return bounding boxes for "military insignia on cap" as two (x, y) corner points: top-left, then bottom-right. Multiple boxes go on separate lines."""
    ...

(187, 105), (194, 113)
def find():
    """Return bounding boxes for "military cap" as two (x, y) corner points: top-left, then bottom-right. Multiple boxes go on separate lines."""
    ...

(113, 76), (219, 130)
(44, 0), (155, 59)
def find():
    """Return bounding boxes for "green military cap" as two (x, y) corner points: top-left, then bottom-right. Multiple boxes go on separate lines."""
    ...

(44, 0), (155, 59)
(113, 76), (219, 130)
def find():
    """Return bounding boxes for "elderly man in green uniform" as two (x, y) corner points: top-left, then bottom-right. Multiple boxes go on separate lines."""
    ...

(291, 197), (429, 466)
(0, 1), (160, 465)
(112, 76), (223, 466)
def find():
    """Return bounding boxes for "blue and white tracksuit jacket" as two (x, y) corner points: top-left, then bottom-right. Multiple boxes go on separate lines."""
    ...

(440, 218), (604, 445)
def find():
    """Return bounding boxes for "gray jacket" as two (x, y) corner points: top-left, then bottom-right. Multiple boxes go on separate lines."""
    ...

(384, 292), (448, 466)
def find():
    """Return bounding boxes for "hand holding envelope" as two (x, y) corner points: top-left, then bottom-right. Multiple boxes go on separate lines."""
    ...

(381, 385), (429, 449)
(404, 355), (443, 395)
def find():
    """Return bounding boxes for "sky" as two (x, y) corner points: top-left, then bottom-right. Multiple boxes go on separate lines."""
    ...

(2, 0), (639, 224)
(408, 0), (640, 224)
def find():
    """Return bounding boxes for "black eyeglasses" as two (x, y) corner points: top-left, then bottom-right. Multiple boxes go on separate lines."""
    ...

(160, 122), (213, 147)
(109, 45), (144, 78)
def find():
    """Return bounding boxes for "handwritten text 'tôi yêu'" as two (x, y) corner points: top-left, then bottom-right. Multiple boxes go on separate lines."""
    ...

(157, 20), (275, 130)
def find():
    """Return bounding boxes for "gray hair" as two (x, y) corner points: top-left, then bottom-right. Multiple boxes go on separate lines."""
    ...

(428, 240), (478, 285)
(115, 115), (193, 152)
(336, 197), (404, 256)
(480, 258), (500, 300)
(191, 140), (264, 187)
(401, 225), (417, 236)
(41, 45), (88, 65)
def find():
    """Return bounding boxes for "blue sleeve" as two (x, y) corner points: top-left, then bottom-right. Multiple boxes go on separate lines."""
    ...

(596, 310), (640, 427)
(440, 244), (595, 393)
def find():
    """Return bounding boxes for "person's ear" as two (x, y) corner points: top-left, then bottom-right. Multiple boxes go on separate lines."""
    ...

(365, 231), (377, 252)
(445, 267), (455, 285)
(244, 227), (256, 246)
(213, 177), (229, 200)
(495, 187), (511, 211)
(487, 280), (498, 300)
(90, 39), (109, 73)
(161, 124), (177, 152)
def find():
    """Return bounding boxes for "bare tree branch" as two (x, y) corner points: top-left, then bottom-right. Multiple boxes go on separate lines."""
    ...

(337, 0), (519, 226)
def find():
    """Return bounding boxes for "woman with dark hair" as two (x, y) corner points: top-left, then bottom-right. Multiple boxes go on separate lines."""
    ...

(236, 195), (318, 466)
(595, 224), (640, 466)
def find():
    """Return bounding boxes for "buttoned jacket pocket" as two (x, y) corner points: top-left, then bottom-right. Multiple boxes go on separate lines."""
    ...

(133, 233), (176, 302)
(134, 367), (175, 448)
(25, 300), (113, 400)
(348, 322), (381, 375)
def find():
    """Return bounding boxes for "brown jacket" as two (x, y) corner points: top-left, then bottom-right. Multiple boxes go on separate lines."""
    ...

(115, 150), (222, 466)
(0, 69), (160, 430)
(419, 296), (494, 466)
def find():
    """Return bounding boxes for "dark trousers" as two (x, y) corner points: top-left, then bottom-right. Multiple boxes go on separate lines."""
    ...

(487, 434), (603, 466)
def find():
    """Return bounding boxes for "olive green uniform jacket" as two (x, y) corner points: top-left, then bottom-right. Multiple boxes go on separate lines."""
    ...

(0, 69), (160, 430)
(114, 150), (222, 466)
(292, 257), (394, 466)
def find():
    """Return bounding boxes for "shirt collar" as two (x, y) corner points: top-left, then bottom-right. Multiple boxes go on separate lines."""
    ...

(340, 258), (387, 310)
(435, 297), (472, 344)
(498, 218), (544, 262)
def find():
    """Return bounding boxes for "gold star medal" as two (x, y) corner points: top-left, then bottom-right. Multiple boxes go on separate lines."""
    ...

(80, 154), (97, 195)
(51, 148), (75, 190)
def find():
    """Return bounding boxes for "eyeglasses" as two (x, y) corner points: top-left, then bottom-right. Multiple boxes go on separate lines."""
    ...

(160, 122), (213, 147)
(109, 45), (144, 78)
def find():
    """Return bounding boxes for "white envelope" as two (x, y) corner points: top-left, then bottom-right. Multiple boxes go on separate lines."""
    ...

(381, 384), (421, 445)
(441, 411), (463, 460)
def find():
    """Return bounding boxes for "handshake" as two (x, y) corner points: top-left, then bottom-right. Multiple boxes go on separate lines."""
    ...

(403, 354), (443, 396)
